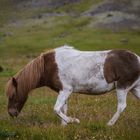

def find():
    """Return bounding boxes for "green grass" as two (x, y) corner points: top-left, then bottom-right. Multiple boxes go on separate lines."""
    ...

(0, 0), (140, 139)
(0, 88), (139, 140)
(1, 15), (140, 58)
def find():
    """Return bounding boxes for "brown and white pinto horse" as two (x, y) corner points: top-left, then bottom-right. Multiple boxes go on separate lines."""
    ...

(6, 45), (140, 126)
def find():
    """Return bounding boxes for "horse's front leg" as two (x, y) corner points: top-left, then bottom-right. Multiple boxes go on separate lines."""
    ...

(54, 89), (80, 124)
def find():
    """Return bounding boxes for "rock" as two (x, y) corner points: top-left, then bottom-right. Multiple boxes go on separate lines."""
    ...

(120, 38), (129, 44)
(0, 66), (4, 72)
(3, 32), (14, 37)
(38, 14), (42, 19)
(107, 14), (113, 17)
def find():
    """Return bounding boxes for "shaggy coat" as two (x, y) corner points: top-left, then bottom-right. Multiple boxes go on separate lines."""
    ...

(6, 45), (140, 126)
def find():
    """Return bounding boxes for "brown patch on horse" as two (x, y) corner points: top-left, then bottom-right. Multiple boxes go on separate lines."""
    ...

(40, 51), (63, 91)
(6, 50), (63, 114)
(104, 50), (140, 88)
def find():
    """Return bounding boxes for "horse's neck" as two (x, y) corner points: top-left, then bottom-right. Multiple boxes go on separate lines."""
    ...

(16, 56), (44, 95)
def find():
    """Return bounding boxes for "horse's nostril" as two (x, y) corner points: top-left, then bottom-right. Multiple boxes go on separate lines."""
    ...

(8, 111), (14, 117)
(8, 109), (19, 117)
(14, 111), (18, 117)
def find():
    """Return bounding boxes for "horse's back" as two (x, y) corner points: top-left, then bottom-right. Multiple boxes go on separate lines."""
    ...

(55, 45), (110, 65)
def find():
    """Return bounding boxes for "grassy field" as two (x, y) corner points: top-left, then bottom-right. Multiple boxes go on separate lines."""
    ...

(0, 0), (140, 140)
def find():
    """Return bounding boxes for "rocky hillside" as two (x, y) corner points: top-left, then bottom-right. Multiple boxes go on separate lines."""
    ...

(84, 0), (140, 29)
(0, 0), (140, 30)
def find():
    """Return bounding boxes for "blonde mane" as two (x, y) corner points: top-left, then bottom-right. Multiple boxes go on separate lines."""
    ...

(14, 54), (45, 97)
(6, 49), (58, 99)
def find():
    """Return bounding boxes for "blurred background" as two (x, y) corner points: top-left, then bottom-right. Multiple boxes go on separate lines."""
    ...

(0, 0), (140, 139)
(0, 0), (140, 57)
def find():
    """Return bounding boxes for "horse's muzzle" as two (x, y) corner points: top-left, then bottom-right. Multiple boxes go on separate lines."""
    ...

(8, 108), (19, 117)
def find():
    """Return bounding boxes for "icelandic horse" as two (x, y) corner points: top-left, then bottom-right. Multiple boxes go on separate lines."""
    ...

(6, 45), (140, 126)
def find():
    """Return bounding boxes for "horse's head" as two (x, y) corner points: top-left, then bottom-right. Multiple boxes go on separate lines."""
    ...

(6, 77), (28, 117)
(6, 55), (45, 117)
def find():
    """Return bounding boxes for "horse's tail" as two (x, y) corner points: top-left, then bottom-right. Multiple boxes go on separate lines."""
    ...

(137, 56), (140, 64)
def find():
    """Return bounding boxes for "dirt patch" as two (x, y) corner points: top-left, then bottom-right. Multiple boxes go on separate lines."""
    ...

(87, 0), (140, 17)
(97, 18), (140, 30)
(88, 11), (140, 29)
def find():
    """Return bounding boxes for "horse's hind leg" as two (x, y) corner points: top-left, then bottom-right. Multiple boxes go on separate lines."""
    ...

(54, 89), (80, 124)
(61, 102), (68, 125)
(107, 89), (128, 126)
(131, 87), (140, 100)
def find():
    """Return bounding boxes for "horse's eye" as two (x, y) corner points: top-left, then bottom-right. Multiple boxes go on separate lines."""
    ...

(9, 92), (16, 100)
(9, 95), (13, 100)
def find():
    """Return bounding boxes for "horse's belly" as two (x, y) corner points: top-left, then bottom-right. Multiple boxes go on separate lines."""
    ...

(73, 79), (114, 94)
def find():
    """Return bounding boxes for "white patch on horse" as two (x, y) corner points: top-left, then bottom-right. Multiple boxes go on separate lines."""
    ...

(55, 46), (114, 94)
(54, 46), (115, 125)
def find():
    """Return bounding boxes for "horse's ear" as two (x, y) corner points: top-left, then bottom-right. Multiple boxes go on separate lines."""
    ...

(12, 77), (17, 87)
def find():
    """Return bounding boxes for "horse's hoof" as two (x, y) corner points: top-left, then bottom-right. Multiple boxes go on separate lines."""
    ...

(69, 117), (80, 124)
(61, 122), (68, 126)
(74, 118), (80, 124)
(107, 121), (114, 126)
